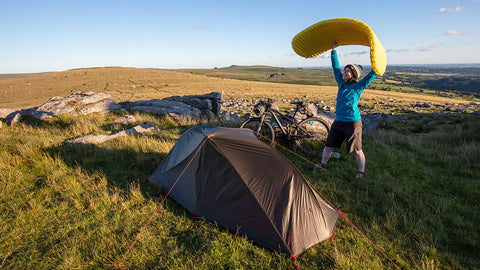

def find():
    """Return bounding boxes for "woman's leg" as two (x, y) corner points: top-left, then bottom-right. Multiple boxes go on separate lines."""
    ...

(322, 146), (334, 165)
(354, 149), (365, 173)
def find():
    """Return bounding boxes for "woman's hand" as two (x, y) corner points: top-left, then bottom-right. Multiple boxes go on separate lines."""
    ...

(332, 42), (338, 51)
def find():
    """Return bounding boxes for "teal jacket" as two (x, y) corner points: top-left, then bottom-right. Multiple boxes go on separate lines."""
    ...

(331, 50), (377, 122)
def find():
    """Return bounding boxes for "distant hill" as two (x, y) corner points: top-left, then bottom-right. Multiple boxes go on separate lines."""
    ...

(179, 65), (336, 86)
(181, 65), (480, 100)
(0, 72), (51, 81)
(381, 66), (480, 98)
(1, 66), (477, 110)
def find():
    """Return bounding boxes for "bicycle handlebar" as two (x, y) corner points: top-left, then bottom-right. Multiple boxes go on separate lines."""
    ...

(290, 101), (304, 107)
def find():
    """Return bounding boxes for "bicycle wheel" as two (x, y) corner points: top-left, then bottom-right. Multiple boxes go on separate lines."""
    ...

(240, 118), (275, 145)
(294, 117), (330, 154)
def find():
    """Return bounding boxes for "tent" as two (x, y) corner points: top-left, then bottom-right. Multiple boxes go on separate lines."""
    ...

(149, 126), (339, 257)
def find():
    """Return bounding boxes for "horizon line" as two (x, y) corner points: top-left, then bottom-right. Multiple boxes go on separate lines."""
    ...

(2, 63), (480, 75)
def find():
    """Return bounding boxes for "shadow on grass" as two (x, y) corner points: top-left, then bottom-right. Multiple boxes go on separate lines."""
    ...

(45, 134), (166, 194)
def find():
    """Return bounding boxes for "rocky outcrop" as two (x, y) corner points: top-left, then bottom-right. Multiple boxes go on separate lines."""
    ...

(113, 115), (137, 125)
(1, 90), (479, 132)
(0, 108), (16, 119)
(120, 99), (202, 119)
(64, 121), (159, 145)
(0, 109), (21, 126)
(19, 91), (124, 120)
(0, 91), (223, 125)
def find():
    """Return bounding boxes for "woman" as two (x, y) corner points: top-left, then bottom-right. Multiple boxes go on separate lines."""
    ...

(317, 43), (378, 180)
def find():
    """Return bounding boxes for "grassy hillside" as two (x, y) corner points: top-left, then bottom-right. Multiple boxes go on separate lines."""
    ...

(1, 67), (479, 269)
(0, 67), (337, 110)
(179, 65), (336, 86)
(1, 111), (479, 269)
(0, 67), (473, 112)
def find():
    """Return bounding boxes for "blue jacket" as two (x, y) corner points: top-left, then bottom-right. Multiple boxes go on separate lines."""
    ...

(331, 50), (377, 122)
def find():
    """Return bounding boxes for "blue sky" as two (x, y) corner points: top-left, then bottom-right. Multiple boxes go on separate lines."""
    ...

(1, 0), (479, 73)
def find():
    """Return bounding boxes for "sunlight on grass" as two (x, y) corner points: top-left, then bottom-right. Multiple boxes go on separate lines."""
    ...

(1, 111), (479, 269)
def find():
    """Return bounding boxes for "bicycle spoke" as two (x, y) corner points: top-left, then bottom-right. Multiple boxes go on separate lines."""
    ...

(240, 118), (275, 145)
(295, 117), (330, 154)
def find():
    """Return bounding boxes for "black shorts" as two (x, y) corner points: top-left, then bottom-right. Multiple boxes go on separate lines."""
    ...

(325, 120), (363, 153)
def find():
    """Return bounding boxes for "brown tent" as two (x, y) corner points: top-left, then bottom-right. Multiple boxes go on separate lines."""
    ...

(149, 126), (339, 257)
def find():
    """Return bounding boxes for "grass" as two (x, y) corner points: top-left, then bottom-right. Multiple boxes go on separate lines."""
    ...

(1, 110), (479, 269)
(1, 67), (474, 111)
(1, 67), (479, 269)
(179, 65), (336, 86)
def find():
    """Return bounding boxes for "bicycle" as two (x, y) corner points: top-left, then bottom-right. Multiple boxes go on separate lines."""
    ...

(240, 99), (330, 154)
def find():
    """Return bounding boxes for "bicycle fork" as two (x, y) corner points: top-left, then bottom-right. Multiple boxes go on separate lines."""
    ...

(255, 114), (268, 135)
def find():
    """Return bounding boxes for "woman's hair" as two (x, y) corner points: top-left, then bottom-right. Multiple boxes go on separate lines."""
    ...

(344, 64), (363, 81)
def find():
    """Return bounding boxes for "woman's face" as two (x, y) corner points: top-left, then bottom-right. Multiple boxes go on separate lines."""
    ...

(342, 67), (353, 81)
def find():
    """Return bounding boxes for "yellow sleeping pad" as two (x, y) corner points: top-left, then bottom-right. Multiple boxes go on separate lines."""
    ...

(292, 18), (387, 76)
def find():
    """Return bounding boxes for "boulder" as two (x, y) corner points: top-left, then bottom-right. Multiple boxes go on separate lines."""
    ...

(220, 111), (243, 122)
(169, 92), (222, 116)
(65, 121), (159, 145)
(113, 115), (137, 125)
(120, 99), (202, 119)
(1, 109), (23, 126)
(70, 99), (124, 116)
(6, 112), (22, 126)
(362, 113), (394, 132)
(0, 109), (16, 119)
(23, 91), (122, 120)
(184, 98), (212, 111)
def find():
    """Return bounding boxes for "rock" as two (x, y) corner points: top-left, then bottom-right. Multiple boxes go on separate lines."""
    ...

(65, 121), (159, 145)
(120, 99), (202, 119)
(220, 112), (243, 122)
(185, 98), (212, 111)
(21, 109), (55, 121)
(414, 102), (432, 108)
(0, 108), (16, 118)
(23, 91), (121, 120)
(70, 99), (124, 116)
(321, 106), (335, 111)
(194, 92), (222, 116)
(6, 112), (22, 126)
(65, 134), (115, 145)
(166, 112), (185, 122)
(15, 91), (221, 121)
(200, 109), (216, 121)
(114, 121), (159, 136)
(37, 91), (112, 115)
(316, 111), (335, 125)
(113, 115), (137, 125)
(362, 113), (394, 132)
(303, 103), (318, 117)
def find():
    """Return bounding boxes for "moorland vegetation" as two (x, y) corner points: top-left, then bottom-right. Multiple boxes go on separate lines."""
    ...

(0, 66), (479, 269)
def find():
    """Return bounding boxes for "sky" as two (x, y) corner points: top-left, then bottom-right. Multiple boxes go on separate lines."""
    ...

(1, 0), (479, 73)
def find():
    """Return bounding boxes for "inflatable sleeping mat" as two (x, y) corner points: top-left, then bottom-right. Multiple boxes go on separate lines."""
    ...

(292, 18), (387, 75)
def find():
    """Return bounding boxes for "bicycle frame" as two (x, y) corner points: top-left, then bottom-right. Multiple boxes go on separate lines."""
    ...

(259, 106), (304, 140)
(242, 100), (330, 154)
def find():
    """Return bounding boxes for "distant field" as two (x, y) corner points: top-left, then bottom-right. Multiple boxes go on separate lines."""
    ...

(181, 65), (480, 101)
(179, 65), (336, 86)
(0, 67), (473, 111)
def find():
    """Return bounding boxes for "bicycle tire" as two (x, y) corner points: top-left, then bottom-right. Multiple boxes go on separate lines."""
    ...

(240, 118), (275, 145)
(294, 117), (330, 154)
